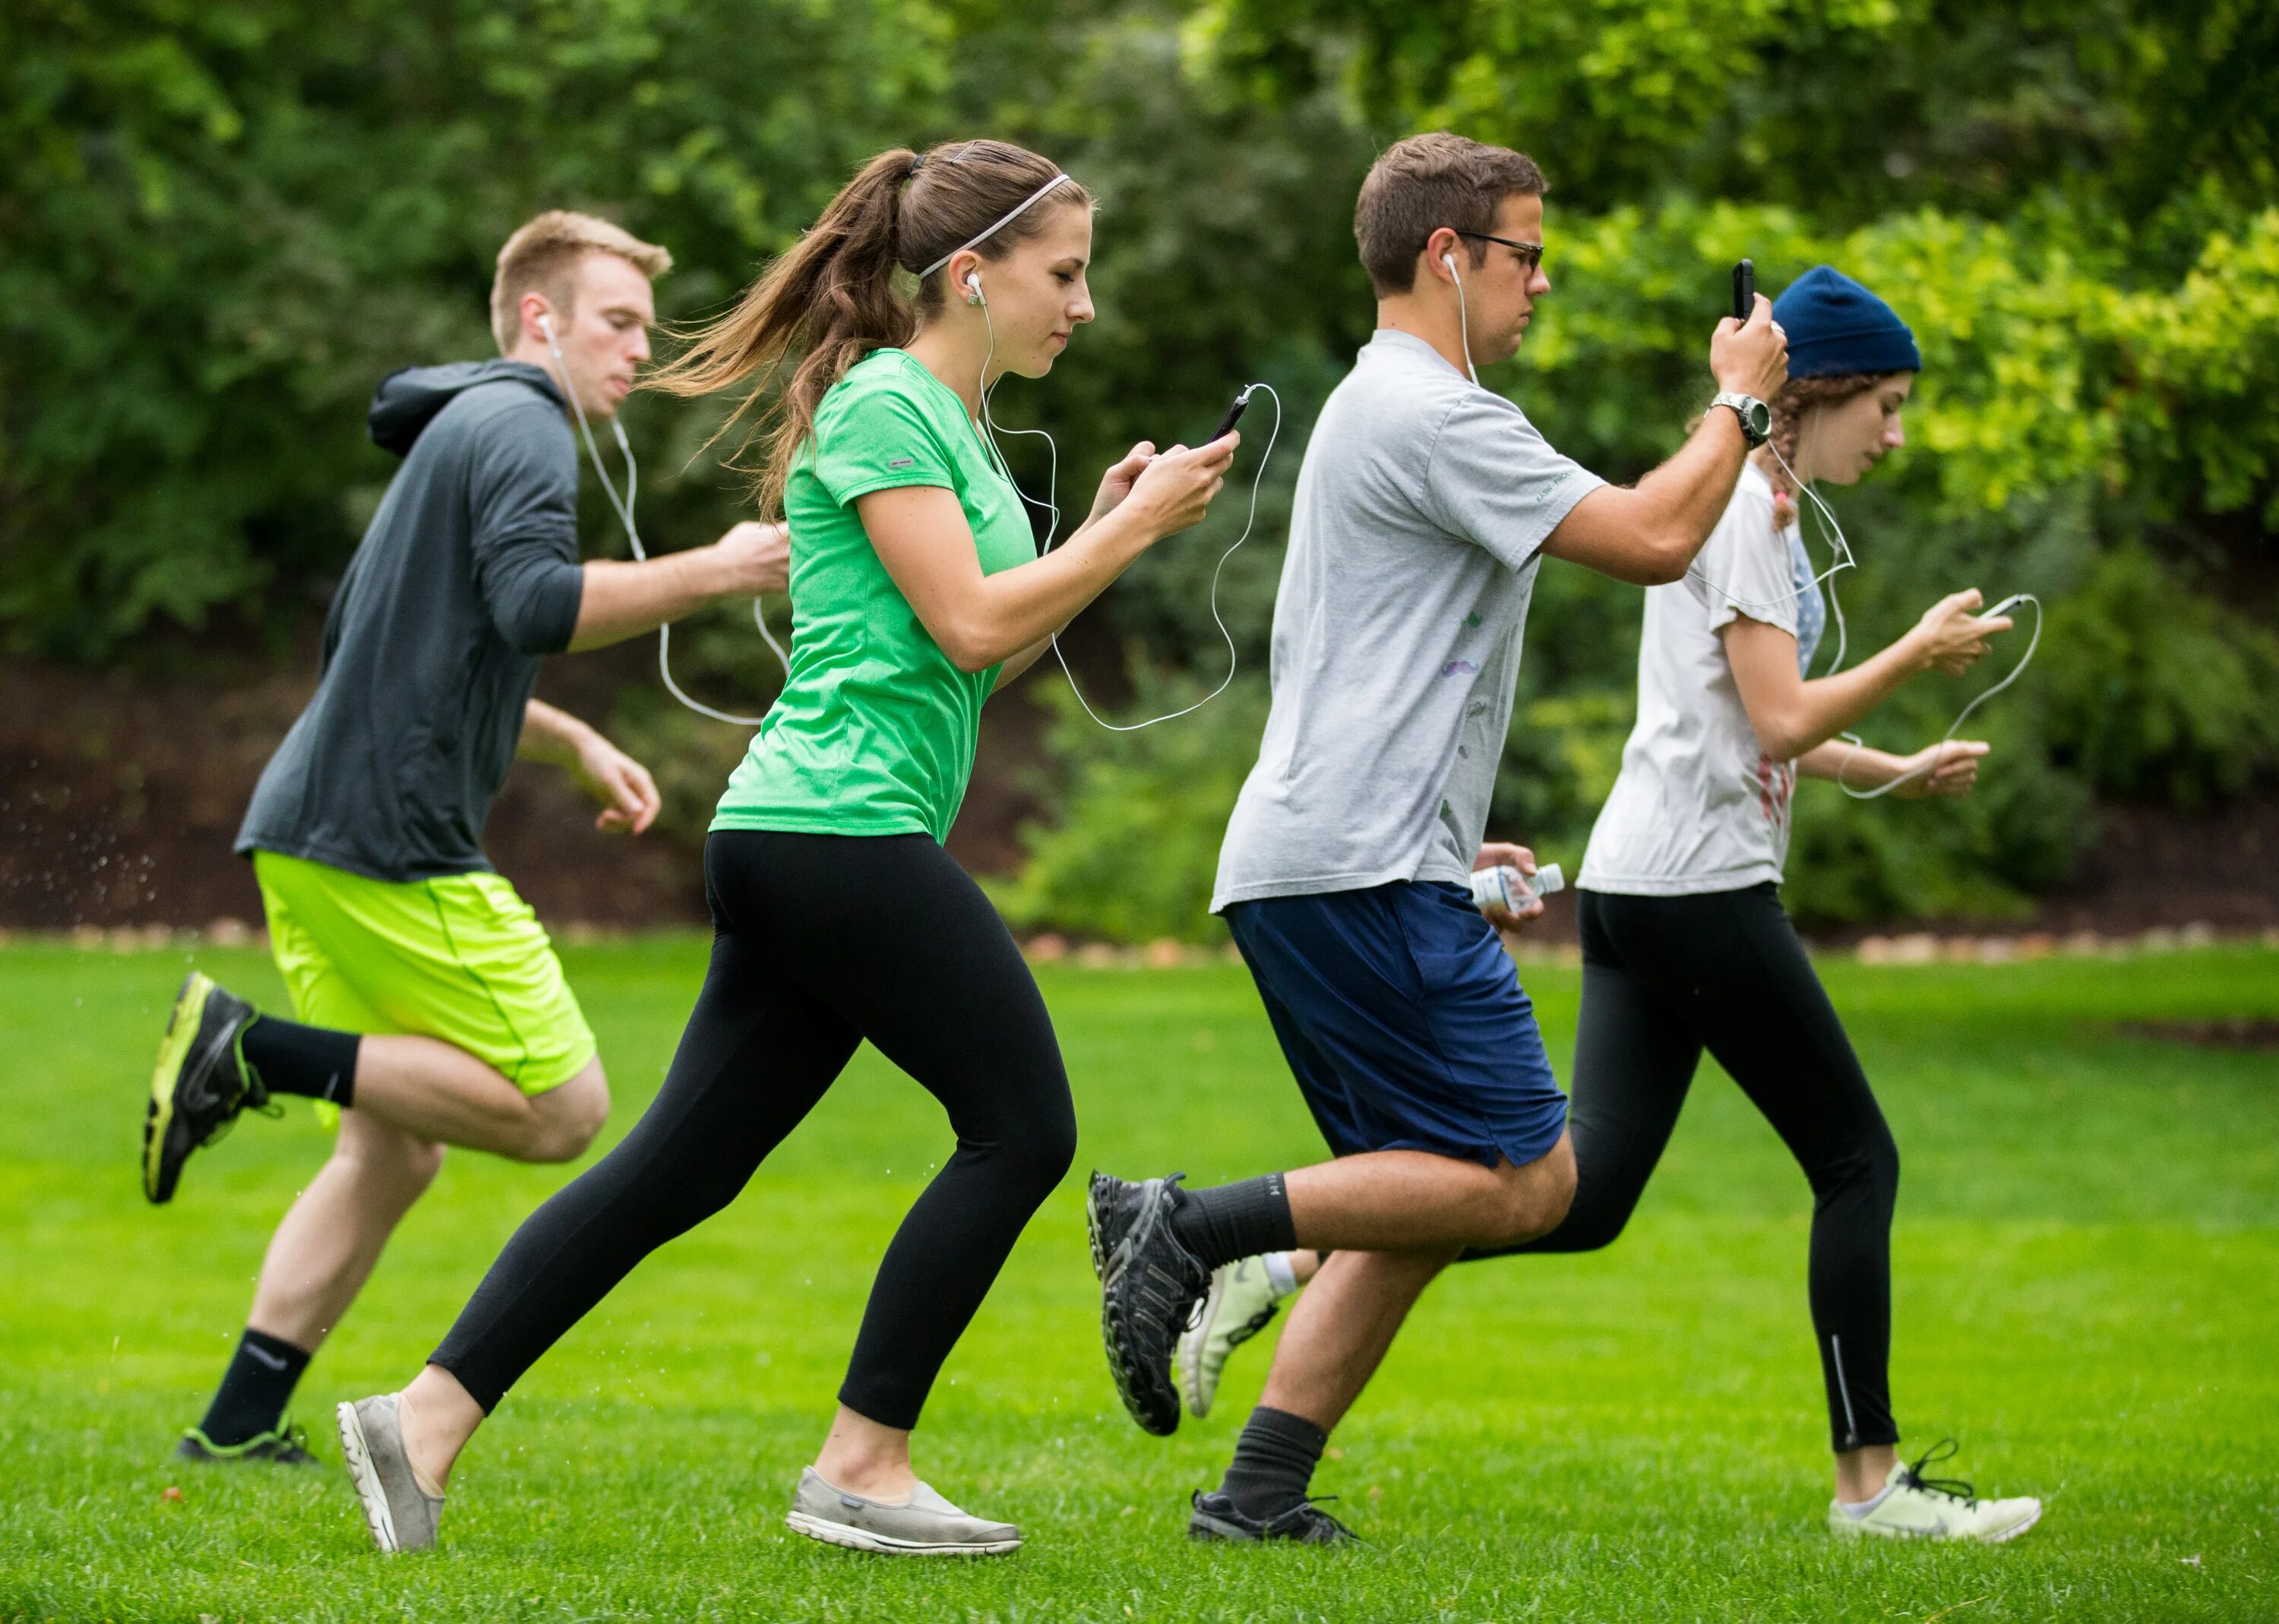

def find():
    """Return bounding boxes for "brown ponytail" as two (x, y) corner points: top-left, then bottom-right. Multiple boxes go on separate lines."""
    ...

(646, 139), (1090, 515)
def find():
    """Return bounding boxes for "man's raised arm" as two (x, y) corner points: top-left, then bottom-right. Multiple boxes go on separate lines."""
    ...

(1541, 296), (1788, 586)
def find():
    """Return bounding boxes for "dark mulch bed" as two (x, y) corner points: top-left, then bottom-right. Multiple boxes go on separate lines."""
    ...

(6, 654), (2278, 940)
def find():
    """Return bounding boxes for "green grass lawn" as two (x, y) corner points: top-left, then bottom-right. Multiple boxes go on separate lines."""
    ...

(3, 937), (2274, 1622)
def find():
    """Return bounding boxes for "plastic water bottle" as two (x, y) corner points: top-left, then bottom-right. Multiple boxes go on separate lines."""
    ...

(1468, 862), (1564, 913)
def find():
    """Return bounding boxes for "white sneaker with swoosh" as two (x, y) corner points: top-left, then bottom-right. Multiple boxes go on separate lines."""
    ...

(1829, 1442), (2042, 1543)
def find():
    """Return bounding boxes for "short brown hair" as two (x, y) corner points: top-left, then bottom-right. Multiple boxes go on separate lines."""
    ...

(1354, 134), (1547, 297)
(490, 210), (674, 354)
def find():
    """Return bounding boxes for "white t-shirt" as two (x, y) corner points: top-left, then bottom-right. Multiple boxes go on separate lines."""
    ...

(1579, 461), (1825, 896)
(1212, 331), (1604, 911)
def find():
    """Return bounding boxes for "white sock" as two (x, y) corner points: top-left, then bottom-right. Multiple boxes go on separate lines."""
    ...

(1839, 1483), (1895, 1518)
(1261, 1251), (1299, 1297)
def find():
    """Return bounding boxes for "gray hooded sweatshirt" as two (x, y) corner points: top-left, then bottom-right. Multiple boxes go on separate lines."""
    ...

(236, 361), (586, 883)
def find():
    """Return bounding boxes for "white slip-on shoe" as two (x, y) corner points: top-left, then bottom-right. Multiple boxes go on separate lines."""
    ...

(785, 1466), (1021, 1556)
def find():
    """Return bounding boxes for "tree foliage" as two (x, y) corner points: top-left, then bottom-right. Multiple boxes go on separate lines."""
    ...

(4, 0), (2273, 931)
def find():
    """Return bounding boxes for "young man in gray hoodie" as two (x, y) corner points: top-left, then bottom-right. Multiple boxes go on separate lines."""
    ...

(143, 211), (789, 1464)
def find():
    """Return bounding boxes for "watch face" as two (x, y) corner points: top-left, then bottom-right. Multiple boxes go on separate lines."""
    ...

(1746, 400), (1772, 438)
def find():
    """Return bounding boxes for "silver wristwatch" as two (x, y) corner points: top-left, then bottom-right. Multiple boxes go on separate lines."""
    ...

(1711, 390), (1772, 447)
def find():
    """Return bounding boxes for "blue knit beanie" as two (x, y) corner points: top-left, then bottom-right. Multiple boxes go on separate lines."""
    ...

(1772, 265), (1921, 380)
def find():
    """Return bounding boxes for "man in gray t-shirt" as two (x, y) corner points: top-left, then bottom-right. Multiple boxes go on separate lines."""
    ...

(1088, 134), (1791, 1543)
(1210, 327), (1602, 908)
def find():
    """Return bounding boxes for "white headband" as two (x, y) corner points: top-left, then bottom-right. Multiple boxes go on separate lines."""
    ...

(917, 173), (1072, 280)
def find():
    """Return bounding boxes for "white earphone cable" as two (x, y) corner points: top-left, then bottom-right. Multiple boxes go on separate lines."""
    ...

(968, 280), (1280, 731)
(1686, 406), (1856, 613)
(1834, 592), (2041, 799)
(1445, 252), (1483, 388)
(540, 317), (788, 728)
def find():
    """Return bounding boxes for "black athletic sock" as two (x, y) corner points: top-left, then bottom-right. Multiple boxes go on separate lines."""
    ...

(1169, 1172), (1297, 1270)
(195, 1329), (311, 1446)
(1219, 1404), (1329, 1521)
(239, 1016), (359, 1105)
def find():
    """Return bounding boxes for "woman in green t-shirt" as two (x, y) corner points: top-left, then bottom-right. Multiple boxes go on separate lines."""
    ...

(340, 141), (1237, 1558)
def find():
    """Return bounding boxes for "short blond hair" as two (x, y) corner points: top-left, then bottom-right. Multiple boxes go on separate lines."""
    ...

(491, 210), (673, 354)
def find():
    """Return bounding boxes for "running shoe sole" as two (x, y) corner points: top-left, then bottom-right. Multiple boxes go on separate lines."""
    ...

(1089, 1171), (1200, 1437)
(1980, 1502), (2044, 1543)
(177, 1426), (317, 1466)
(784, 1511), (1021, 1556)
(143, 973), (210, 1203)
(336, 1400), (403, 1553)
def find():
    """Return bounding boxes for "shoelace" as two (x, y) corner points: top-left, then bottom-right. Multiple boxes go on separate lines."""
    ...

(1897, 1438), (1979, 1508)
(1279, 1494), (1360, 1542)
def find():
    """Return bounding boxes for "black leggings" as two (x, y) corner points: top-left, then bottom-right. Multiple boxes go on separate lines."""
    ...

(1472, 883), (1900, 1453)
(430, 830), (1077, 1431)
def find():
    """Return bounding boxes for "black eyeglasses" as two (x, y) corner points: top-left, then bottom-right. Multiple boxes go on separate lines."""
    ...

(1454, 231), (1545, 273)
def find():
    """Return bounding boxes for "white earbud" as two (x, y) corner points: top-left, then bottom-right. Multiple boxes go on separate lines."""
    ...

(537, 311), (557, 344)
(965, 270), (983, 306)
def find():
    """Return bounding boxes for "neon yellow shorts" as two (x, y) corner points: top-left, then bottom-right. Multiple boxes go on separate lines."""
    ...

(253, 851), (597, 1117)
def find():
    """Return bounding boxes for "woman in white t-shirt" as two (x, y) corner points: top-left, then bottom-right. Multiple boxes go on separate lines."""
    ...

(1520, 267), (2042, 1541)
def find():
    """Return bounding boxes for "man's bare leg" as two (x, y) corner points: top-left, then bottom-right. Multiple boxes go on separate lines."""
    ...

(1259, 1246), (1453, 1431)
(245, 1111), (446, 1352)
(1176, 1152), (1550, 1421)
(1283, 1138), (1576, 1253)
(183, 1054), (607, 1457)
(1127, 1138), (1573, 1537)
(346, 1044), (609, 1163)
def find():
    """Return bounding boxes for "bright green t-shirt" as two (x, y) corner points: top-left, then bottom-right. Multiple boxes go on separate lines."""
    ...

(712, 349), (1035, 843)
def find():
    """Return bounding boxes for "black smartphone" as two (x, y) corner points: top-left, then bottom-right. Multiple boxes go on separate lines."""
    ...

(1211, 388), (1252, 443)
(1731, 259), (1756, 322)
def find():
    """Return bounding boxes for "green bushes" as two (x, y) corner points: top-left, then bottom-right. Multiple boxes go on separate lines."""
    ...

(991, 672), (1269, 945)
(2040, 542), (2279, 808)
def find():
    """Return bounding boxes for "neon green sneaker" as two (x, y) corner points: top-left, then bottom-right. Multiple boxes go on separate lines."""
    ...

(177, 1418), (317, 1466)
(1829, 1441), (2042, 1543)
(144, 972), (272, 1204)
(1176, 1255), (1287, 1419)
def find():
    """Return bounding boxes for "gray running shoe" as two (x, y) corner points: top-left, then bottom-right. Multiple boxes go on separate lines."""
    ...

(337, 1394), (444, 1553)
(785, 1466), (1021, 1556)
(1088, 1170), (1210, 1436)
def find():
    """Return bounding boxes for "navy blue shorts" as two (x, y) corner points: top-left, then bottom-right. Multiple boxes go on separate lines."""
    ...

(1224, 881), (1568, 1169)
